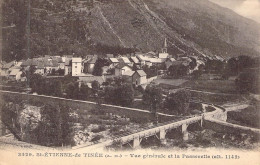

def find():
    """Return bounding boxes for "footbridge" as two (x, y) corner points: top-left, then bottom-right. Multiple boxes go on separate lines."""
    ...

(73, 105), (228, 150)
(73, 116), (203, 150)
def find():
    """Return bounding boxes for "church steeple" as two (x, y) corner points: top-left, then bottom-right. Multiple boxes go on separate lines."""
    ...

(162, 38), (168, 53)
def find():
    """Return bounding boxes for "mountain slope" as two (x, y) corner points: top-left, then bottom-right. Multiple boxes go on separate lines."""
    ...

(2, 0), (260, 61)
(89, 0), (260, 57)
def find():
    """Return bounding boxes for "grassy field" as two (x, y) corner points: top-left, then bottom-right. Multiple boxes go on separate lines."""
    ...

(153, 78), (188, 87)
(181, 80), (237, 94)
(190, 91), (246, 105)
(153, 77), (237, 94)
(227, 105), (260, 129)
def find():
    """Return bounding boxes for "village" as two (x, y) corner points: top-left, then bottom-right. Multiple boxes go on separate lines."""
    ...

(0, 39), (210, 90)
(1, 0), (260, 160)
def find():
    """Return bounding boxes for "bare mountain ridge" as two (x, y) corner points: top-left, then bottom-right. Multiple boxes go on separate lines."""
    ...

(2, 0), (260, 62)
(88, 0), (260, 58)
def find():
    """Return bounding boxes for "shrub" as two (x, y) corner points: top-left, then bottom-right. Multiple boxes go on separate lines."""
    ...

(90, 135), (104, 142)
(90, 108), (105, 115)
(116, 120), (129, 126)
(91, 125), (106, 133)
(109, 126), (121, 133)
(178, 142), (188, 148)
(130, 117), (149, 124)
(205, 106), (216, 112)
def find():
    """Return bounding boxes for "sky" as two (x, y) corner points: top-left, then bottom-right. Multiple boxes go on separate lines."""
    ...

(209, 0), (260, 23)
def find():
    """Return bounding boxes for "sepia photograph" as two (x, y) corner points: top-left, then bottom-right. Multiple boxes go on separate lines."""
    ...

(0, 0), (260, 164)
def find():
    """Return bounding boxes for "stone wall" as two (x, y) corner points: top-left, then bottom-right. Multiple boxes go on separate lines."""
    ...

(204, 118), (260, 136)
(0, 91), (174, 122)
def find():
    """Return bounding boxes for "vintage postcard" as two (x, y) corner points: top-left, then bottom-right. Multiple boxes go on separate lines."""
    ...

(0, 0), (260, 164)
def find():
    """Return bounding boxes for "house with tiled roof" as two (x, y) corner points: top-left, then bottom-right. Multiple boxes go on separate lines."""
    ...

(150, 58), (164, 65)
(78, 75), (106, 88)
(64, 55), (73, 58)
(13, 61), (23, 69)
(21, 59), (38, 68)
(123, 70), (135, 77)
(115, 63), (133, 76)
(171, 61), (183, 66)
(86, 55), (94, 60)
(43, 59), (59, 74)
(35, 61), (45, 75)
(2, 61), (15, 70)
(106, 54), (114, 58)
(8, 68), (23, 81)
(130, 56), (140, 65)
(165, 58), (177, 69)
(159, 53), (169, 59)
(84, 57), (97, 74)
(65, 58), (72, 75)
(109, 58), (119, 68)
(146, 51), (157, 57)
(119, 57), (132, 65)
(178, 57), (192, 66)
(0, 70), (9, 77)
(132, 70), (147, 86)
(21, 59), (31, 67)
(54, 57), (65, 70)
(136, 54), (151, 66)
(101, 66), (110, 75)
(1, 61), (16, 77)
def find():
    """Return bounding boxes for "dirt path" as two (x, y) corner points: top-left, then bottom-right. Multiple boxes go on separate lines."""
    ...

(222, 103), (249, 112)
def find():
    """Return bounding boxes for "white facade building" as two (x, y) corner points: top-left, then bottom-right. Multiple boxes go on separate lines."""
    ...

(72, 58), (82, 76)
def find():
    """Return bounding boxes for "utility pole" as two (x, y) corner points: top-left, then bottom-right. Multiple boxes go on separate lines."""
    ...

(93, 88), (102, 111)
(152, 98), (158, 125)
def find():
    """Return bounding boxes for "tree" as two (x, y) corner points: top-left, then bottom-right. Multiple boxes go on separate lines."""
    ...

(189, 57), (197, 70)
(168, 64), (189, 78)
(92, 58), (109, 76)
(204, 59), (224, 74)
(32, 104), (73, 146)
(143, 85), (162, 113)
(53, 80), (63, 97)
(57, 69), (65, 75)
(104, 84), (134, 107)
(65, 82), (79, 99)
(22, 66), (37, 81)
(1, 101), (21, 140)
(91, 80), (100, 91)
(178, 65), (189, 77)
(72, 82), (80, 99)
(226, 56), (255, 76)
(164, 90), (191, 115)
(2, 0), (29, 62)
(51, 69), (56, 75)
(142, 65), (157, 78)
(104, 86), (116, 104)
(167, 65), (178, 77)
(31, 78), (44, 94)
(159, 63), (167, 71)
(113, 76), (128, 86)
(235, 71), (259, 94)
(29, 74), (43, 92)
(79, 84), (90, 100)
(107, 68), (115, 75)
(117, 84), (134, 106)
(191, 70), (202, 80)
(29, 66), (37, 75)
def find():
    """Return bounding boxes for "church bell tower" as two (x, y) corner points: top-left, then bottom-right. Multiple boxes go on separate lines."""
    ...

(161, 38), (168, 53)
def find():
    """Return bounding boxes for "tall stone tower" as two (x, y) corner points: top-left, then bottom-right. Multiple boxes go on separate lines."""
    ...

(161, 38), (168, 53)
